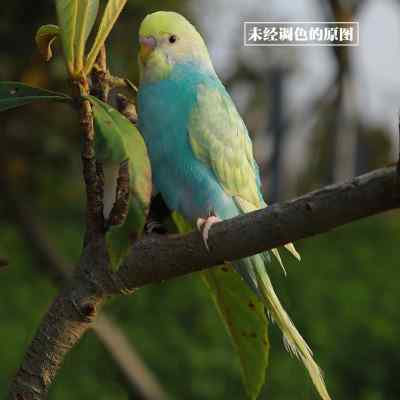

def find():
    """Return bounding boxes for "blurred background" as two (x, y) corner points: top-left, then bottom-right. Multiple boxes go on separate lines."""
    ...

(1, 0), (400, 399)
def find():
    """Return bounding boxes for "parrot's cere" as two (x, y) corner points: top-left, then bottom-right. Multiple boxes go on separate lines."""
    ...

(137, 11), (330, 400)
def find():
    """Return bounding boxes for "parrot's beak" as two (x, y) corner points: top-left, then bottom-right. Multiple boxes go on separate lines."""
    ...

(139, 35), (157, 64)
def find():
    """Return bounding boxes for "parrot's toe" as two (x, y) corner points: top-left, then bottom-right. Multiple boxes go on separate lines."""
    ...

(196, 217), (206, 231)
(196, 216), (222, 251)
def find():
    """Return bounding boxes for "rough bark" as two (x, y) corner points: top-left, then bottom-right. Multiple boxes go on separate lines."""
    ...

(79, 81), (105, 244)
(114, 166), (400, 291)
(8, 237), (112, 400)
(8, 281), (103, 400)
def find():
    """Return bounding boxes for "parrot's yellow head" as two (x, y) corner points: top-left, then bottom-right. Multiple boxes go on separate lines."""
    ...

(138, 11), (214, 82)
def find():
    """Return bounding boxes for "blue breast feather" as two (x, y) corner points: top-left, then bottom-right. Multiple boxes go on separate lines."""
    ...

(137, 62), (240, 222)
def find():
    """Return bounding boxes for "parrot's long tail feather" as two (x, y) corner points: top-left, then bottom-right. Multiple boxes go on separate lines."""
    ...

(233, 255), (331, 400)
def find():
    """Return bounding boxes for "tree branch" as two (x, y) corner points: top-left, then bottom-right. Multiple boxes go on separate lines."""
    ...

(116, 93), (137, 124)
(106, 159), (130, 228)
(8, 166), (400, 399)
(7, 240), (111, 400)
(2, 183), (167, 400)
(80, 87), (105, 243)
(114, 166), (400, 291)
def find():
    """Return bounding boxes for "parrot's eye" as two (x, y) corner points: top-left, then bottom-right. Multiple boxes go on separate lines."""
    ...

(169, 34), (177, 44)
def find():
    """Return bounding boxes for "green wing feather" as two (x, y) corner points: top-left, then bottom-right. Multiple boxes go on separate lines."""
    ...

(189, 83), (261, 208)
(188, 83), (300, 261)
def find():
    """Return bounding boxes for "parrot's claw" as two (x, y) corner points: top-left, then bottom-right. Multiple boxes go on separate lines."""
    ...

(196, 216), (222, 251)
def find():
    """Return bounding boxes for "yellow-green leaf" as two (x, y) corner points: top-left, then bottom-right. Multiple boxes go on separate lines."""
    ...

(55, 0), (79, 76)
(84, 0), (127, 75)
(75, 0), (99, 72)
(35, 24), (60, 62)
(87, 95), (151, 268)
(172, 213), (269, 400)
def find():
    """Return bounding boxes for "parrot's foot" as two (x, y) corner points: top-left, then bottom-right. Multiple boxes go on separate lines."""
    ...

(196, 216), (222, 252)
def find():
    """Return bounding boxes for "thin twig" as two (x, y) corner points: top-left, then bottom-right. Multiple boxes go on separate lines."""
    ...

(109, 76), (138, 92)
(91, 47), (132, 229)
(107, 159), (130, 227)
(91, 46), (109, 102)
(90, 45), (137, 99)
(94, 314), (168, 400)
(116, 93), (138, 124)
(80, 84), (104, 243)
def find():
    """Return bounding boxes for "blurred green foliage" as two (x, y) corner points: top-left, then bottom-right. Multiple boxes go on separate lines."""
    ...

(1, 1), (400, 399)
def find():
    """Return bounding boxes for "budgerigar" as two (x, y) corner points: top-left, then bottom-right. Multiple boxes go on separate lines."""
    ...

(137, 11), (330, 400)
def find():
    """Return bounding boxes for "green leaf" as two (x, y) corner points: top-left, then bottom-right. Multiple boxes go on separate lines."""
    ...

(35, 24), (60, 62)
(75, 0), (99, 72)
(87, 95), (151, 268)
(172, 213), (269, 400)
(55, 0), (79, 76)
(84, 0), (127, 75)
(0, 81), (71, 112)
(203, 269), (269, 400)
